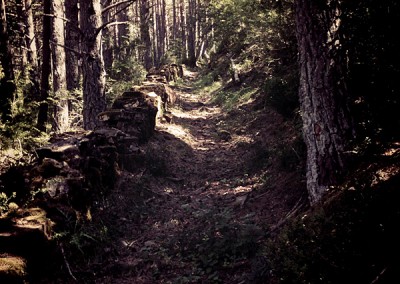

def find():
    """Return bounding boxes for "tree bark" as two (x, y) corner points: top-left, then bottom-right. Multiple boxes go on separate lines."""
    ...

(23, 0), (40, 102)
(172, 0), (177, 42)
(102, 0), (114, 73)
(140, 0), (152, 70)
(24, 0), (38, 70)
(161, 0), (167, 57)
(116, 4), (129, 60)
(80, 0), (107, 130)
(152, 0), (158, 65)
(187, 0), (196, 66)
(179, 0), (187, 61)
(37, 0), (51, 131)
(154, 0), (158, 64)
(16, 0), (28, 74)
(0, 0), (15, 123)
(65, 0), (80, 93)
(51, 0), (69, 133)
(295, 0), (354, 204)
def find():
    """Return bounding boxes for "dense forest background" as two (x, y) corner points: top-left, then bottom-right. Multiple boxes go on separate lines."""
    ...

(1, 0), (399, 283)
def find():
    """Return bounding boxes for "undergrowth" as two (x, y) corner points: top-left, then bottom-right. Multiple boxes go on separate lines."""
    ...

(211, 86), (259, 111)
(172, 207), (263, 283)
(193, 71), (223, 96)
(261, 175), (400, 284)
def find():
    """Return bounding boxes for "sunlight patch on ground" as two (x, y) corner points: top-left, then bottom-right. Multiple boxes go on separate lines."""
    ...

(371, 165), (400, 186)
(383, 144), (400, 156)
(158, 123), (188, 140)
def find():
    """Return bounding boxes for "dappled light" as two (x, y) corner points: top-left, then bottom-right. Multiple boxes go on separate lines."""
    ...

(1, 0), (400, 283)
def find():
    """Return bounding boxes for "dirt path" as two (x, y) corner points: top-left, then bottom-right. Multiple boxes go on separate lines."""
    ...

(92, 73), (308, 284)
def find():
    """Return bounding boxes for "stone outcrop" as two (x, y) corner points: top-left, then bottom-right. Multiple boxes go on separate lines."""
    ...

(145, 63), (184, 84)
(0, 80), (169, 282)
(131, 83), (177, 120)
(98, 90), (158, 142)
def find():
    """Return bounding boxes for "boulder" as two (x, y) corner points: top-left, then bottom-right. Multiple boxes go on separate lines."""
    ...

(99, 91), (158, 142)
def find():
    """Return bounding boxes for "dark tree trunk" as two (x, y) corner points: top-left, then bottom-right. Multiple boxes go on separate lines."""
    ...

(172, 0), (177, 42)
(187, 0), (196, 66)
(101, 0), (114, 73)
(152, 0), (158, 65)
(140, 0), (152, 70)
(16, 0), (28, 74)
(116, 6), (129, 60)
(65, 0), (80, 93)
(161, 0), (167, 57)
(0, 0), (15, 123)
(37, 0), (51, 131)
(179, 0), (187, 61)
(155, 0), (163, 63)
(295, 0), (354, 204)
(80, 0), (107, 130)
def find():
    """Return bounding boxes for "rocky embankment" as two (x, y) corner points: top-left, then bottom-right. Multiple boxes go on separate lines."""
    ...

(0, 69), (178, 282)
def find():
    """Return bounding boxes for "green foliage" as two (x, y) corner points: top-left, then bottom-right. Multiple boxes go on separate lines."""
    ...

(211, 86), (258, 111)
(209, 0), (296, 66)
(108, 55), (146, 83)
(264, 182), (400, 283)
(208, 0), (299, 118)
(68, 223), (109, 256)
(0, 191), (16, 214)
(276, 136), (306, 172)
(263, 71), (299, 118)
(343, 1), (400, 142)
(175, 207), (262, 281)
(51, 207), (111, 263)
(106, 55), (146, 104)
(0, 70), (49, 150)
(159, 50), (178, 66)
(144, 143), (170, 176)
(0, 64), (4, 80)
(193, 71), (214, 87)
(245, 142), (272, 173)
(210, 0), (266, 52)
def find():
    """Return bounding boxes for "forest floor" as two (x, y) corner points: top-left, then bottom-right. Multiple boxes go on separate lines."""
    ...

(2, 70), (400, 283)
(84, 71), (309, 283)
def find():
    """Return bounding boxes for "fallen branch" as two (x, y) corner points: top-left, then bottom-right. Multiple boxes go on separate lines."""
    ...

(370, 267), (387, 284)
(60, 243), (78, 282)
(269, 196), (307, 235)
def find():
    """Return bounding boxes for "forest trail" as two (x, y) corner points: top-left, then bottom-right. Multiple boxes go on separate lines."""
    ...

(93, 71), (308, 283)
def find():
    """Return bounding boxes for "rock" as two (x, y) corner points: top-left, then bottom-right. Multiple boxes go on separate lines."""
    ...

(132, 83), (177, 121)
(217, 130), (232, 141)
(99, 91), (157, 143)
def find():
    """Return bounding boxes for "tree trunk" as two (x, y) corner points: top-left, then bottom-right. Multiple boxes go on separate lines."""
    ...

(187, 0), (196, 66)
(24, 0), (40, 102)
(179, 0), (187, 61)
(161, 0), (167, 57)
(156, 0), (163, 65)
(0, 0), (15, 123)
(140, 0), (152, 70)
(295, 0), (354, 204)
(16, 0), (28, 75)
(51, 0), (69, 133)
(37, 0), (51, 131)
(65, 0), (80, 94)
(152, 0), (158, 65)
(172, 0), (177, 42)
(102, 1), (114, 73)
(116, 5), (129, 60)
(24, 0), (38, 70)
(80, 0), (107, 130)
